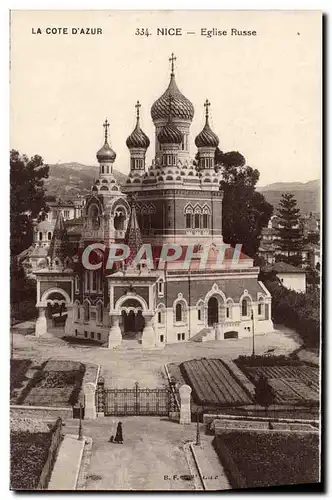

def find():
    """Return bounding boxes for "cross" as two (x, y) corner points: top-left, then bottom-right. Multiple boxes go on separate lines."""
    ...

(169, 52), (177, 74)
(103, 118), (110, 141)
(204, 99), (211, 119)
(135, 100), (141, 120)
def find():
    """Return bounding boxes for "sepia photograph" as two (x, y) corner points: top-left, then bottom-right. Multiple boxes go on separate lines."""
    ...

(9, 9), (321, 491)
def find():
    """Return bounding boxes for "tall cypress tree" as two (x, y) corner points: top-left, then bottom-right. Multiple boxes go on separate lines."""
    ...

(275, 193), (303, 267)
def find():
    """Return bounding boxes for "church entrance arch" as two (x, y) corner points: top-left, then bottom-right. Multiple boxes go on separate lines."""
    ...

(207, 296), (219, 326)
(36, 288), (72, 337)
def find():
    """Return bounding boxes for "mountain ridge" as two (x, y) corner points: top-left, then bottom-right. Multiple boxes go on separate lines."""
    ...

(45, 162), (320, 215)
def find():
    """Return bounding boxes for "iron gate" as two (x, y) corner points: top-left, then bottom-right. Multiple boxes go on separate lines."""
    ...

(96, 379), (177, 416)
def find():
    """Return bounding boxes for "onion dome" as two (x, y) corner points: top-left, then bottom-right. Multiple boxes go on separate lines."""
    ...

(151, 53), (194, 122)
(158, 121), (183, 145)
(126, 101), (150, 149)
(96, 119), (116, 162)
(195, 99), (219, 148)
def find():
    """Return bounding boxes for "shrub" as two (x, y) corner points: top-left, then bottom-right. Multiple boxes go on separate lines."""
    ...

(265, 280), (320, 348)
(10, 431), (52, 490)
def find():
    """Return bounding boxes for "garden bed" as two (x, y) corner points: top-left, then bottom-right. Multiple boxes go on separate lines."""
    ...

(16, 359), (85, 407)
(213, 431), (320, 489)
(180, 358), (253, 407)
(10, 359), (32, 394)
(235, 355), (319, 406)
(10, 417), (63, 490)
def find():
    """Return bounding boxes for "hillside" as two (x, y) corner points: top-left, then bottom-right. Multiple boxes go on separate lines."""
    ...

(257, 180), (320, 215)
(44, 163), (320, 215)
(45, 162), (127, 200)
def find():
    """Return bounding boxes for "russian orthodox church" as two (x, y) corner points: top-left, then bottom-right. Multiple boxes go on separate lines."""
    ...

(34, 54), (273, 348)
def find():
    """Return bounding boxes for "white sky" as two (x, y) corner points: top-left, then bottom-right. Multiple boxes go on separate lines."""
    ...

(10, 10), (321, 186)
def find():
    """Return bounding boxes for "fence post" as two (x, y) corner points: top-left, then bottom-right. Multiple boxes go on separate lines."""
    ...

(179, 384), (192, 424)
(84, 382), (97, 419)
(96, 376), (105, 415)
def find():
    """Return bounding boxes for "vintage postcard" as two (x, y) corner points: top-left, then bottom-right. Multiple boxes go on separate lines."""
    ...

(10, 10), (321, 491)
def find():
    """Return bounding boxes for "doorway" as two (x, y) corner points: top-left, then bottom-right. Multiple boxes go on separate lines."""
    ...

(121, 310), (145, 339)
(207, 296), (219, 326)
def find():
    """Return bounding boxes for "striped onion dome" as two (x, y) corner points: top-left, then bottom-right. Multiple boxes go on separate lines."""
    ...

(157, 120), (183, 145)
(151, 73), (194, 122)
(126, 103), (150, 149)
(195, 101), (219, 148)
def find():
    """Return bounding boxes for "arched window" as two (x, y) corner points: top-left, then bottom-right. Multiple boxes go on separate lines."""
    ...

(258, 297), (264, 316)
(156, 304), (166, 325)
(175, 303), (182, 322)
(47, 232), (52, 240)
(241, 298), (250, 317)
(89, 204), (100, 229)
(75, 276), (80, 293)
(157, 280), (164, 297)
(39, 232), (43, 241)
(75, 302), (80, 321)
(84, 301), (90, 322)
(226, 299), (233, 319)
(194, 206), (202, 229)
(197, 300), (204, 322)
(114, 207), (126, 231)
(184, 204), (194, 230)
(96, 302), (103, 324)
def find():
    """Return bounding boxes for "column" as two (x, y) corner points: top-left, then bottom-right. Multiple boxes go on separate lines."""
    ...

(142, 314), (155, 349)
(83, 382), (97, 419)
(35, 306), (47, 337)
(179, 384), (192, 424)
(64, 305), (74, 336)
(108, 315), (122, 348)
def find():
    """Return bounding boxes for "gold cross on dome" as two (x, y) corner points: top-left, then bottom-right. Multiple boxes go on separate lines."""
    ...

(135, 100), (141, 119)
(169, 52), (177, 74)
(103, 118), (110, 141)
(204, 99), (211, 118)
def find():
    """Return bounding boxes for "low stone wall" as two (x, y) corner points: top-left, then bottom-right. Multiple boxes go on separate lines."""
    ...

(11, 405), (73, 420)
(203, 412), (319, 434)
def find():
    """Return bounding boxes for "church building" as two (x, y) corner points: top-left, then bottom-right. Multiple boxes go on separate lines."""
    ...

(34, 54), (273, 348)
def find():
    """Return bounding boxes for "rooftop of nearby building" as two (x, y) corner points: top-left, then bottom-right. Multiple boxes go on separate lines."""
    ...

(265, 261), (305, 274)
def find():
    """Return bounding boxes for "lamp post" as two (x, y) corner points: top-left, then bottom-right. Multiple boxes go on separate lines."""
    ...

(251, 309), (255, 357)
(78, 402), (83, 441)
(195, 407), (201, 446)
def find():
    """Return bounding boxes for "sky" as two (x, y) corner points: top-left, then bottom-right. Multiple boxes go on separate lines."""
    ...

(10, 10), (321, 186)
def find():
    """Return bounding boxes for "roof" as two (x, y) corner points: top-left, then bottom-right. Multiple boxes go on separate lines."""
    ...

(265, 262), (305, 274)
(48, 211), (69, 262)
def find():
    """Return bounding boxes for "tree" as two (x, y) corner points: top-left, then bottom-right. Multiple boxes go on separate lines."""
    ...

(274, 193), (303, 267)
(10, 150), (49, 256)
(215, 148), (273, 259)
(255, 373), (275, 414)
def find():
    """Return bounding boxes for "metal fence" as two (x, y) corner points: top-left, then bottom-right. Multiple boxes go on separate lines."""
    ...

(96, 378), (177, 416)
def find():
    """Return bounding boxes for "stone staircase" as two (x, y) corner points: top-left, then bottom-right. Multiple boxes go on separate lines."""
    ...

(115, 339), (143, 350)
(190, 327), (214, 343)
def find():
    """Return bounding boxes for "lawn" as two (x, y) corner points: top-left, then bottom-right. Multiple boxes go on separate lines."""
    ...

(213, 431), (320, 489)
(180, 358), (253, 407)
